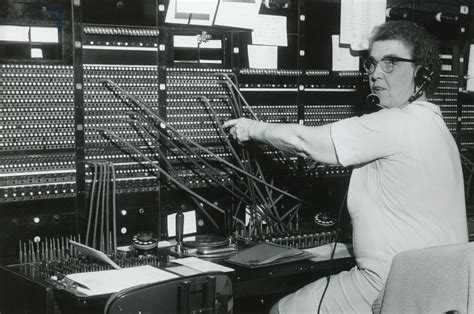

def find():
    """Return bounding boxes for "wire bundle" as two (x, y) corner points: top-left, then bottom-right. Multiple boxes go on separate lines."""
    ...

(95, 75), (307, 239)
(85, 162), (117, 252)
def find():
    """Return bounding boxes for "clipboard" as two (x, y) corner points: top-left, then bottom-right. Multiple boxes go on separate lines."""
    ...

(226, 242), (313, 268)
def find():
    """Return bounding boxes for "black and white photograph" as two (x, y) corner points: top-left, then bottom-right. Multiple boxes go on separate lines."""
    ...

(0, 0), (473, 313)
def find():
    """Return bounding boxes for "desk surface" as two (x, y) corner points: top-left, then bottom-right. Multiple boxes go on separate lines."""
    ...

(0, 251), (355, 314)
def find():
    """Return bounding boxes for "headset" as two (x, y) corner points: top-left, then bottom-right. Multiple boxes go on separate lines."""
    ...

(408, 66), (434, 102)
(366, 66), (434, 107)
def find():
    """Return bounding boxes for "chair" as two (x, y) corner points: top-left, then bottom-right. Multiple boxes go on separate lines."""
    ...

(104, 271), (233, 314)
(374, 242), (474, 314)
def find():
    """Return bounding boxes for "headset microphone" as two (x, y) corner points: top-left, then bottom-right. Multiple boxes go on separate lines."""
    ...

(366, 93), (380, 107)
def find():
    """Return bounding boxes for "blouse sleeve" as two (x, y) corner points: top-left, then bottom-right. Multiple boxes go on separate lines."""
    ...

(331, 109), (404, 166)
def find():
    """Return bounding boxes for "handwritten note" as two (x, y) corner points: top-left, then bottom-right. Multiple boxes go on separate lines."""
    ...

(252, 14), (287, 47)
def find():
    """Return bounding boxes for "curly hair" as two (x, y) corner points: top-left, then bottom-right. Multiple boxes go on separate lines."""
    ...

(369, 20), (442, 94)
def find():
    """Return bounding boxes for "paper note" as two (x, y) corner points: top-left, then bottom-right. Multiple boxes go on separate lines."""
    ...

(467, 44), (474, 91)
(69, 240), (121, 269)
(247, 44), (278, 69)
(176, 0), (218, 14)
(166, 0), (218, 26)
(65, 265), (179, 296)
(174, 35), (222, 49)
(340, 0), (386, 51)
(173, 257), (234, 273)
(165, 0), (190, 25)
(0, 25), (29, 42)
(214, 0), (262, 29)
(339, 0), (353, 45)
(167, 210), (197, 237)
(332, 35), (360, 71)
(252, 14), (287, 47)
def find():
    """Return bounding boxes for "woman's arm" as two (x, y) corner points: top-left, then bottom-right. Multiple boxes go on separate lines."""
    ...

(223, 118), (339, 165)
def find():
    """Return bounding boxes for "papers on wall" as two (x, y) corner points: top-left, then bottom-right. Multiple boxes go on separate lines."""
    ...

(252, 14), (287, 47)
(340, 0), (386, 51)
(176, 0), (217, 14)
(173, 257), (234, 273)
(165, 0), (262, 28)
(65, 265), (179, 296)
(467, 44), (474, 91)
(332, 35), (360, 71)
(69, 240), (121, 270)
(165, 0), (219, 26)
(248, 44), (278, 69)
(214, 0), (263, 29)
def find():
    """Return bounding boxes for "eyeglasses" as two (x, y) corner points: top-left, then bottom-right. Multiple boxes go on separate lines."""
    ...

(363, 56), (416, 74)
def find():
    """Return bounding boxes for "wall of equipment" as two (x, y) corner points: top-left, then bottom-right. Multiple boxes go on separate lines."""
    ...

(0, 0), (472, 264)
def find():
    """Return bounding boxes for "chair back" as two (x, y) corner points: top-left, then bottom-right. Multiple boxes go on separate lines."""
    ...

(104, 271), (233, 314)
(375, 242), (474, 314)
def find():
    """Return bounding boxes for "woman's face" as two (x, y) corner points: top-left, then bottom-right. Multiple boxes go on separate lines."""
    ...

(369, 39), (417, 109)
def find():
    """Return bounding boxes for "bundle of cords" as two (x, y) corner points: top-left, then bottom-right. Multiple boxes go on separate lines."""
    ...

(317, 188), (348, 314)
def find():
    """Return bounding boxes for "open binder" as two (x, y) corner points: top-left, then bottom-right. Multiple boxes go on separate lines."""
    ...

(226, 242), (313, 268)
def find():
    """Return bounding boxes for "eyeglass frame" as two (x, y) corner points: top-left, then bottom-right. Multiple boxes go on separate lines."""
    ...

(363, 56), (416, 74)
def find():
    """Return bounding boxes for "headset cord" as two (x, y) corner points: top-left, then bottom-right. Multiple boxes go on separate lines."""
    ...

(317, 187), (349, 314)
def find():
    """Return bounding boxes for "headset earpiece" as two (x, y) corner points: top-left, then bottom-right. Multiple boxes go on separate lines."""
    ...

(409, 67), (434, 102)
(414, 67), (433, 87)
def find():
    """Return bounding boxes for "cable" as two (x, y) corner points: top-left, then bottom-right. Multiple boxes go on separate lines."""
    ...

(105, 163), (110, 252)
(85, 162), (98, 247)
(100, 163), (106, 251)
(93, 163), (103, 249)
(129, 120), (223, 229)
(93, 127), (248, 227)
(111, 163), (117, 252)
(129, 117), (258, 210)
(198, 95), (297, 228)
(101, 79), (309, 236)
(317, 186), (349, 314)
(101, 79), (305, 205)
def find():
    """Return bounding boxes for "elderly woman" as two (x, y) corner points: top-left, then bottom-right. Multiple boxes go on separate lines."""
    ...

(223, 20), (468, 313)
